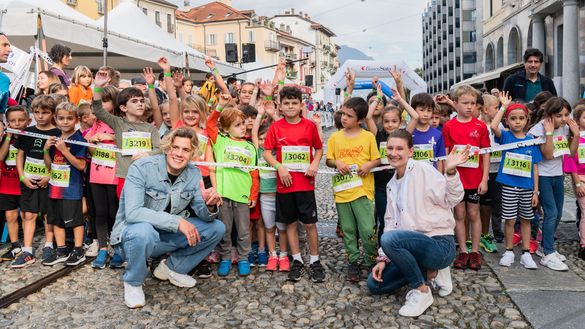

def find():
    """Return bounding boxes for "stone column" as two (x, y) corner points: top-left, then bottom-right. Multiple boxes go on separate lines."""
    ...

(531, 14), (546, 75)
(562, 0), (579, 103)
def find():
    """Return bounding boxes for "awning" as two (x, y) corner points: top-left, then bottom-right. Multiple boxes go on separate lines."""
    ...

(452, 62), (523, 89)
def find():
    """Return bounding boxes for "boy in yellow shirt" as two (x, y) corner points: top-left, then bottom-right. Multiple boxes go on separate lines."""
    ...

(326, 97), (381, 282)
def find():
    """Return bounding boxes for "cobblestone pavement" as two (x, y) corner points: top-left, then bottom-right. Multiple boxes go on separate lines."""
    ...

(0, 129), (536, 328)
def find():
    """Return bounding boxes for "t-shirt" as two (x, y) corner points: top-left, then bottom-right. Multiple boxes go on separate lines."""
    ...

(412, 126), (446, 168)
(212, 132), (257, 204)
(528, 120), (569, 177)
(14, 126), (61, 185)
(258, 146), (277, 194)
(0, 72), (9, 114)
(563, 136), (585, 175)
(0, 136), (21, 195)
(374, 129), (395, 189)
(326, 129), (380, 203)
(495, 130), (542, 190)
(49, 67), (70, 87)
(442, 117), (491, 189)
(263, 117), (323, 194)
(85, 120), (118, 185)
(48, 130), (87, 200)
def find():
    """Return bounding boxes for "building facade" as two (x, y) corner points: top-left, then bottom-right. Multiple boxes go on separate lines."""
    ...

(422, 0), (480, 94)
(62, 0), (118, 19)
(481, 0), (583, 103)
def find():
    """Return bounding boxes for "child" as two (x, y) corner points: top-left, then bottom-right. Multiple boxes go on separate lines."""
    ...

(253, 101), (290, 272)
(12, 96), (61, 268)
(36, 70), (60, 95)
(84, 87), (119, 269)
(77, 102), (96, 133)
(263, 86), (325, 283)
(528, 97), (579, 271)
(410, 93), (446, 172)
(69, 65), (93, 106)
(0, 106), (31, 262)
(92, 71), (161, 199)
(491, 102), (541, 269)
(41, 102), (88, 266)
(442, 85), (491, 271)
(207, 94), (259, 277)
(326, 97), (381, 282)
(564, 105), (585, 260)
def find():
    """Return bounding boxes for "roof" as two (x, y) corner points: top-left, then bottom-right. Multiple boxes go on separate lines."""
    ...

(176, 1), (250, 23)
(271, 14), (336, 37)
(141, 0), (178, 9)
(276, 30), (313, 47)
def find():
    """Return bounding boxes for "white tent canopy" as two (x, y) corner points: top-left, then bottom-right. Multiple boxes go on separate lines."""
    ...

(324, 60), (427, 105)
(0, 0), (242, 76)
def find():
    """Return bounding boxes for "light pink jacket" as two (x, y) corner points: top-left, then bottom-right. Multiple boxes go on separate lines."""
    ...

(382, 159), (463, 244)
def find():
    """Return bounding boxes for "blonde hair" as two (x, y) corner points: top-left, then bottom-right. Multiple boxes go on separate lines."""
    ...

(56, 102), (78, 115)
(160, 126), (199, 154)
(182, 95), (208, 126)
(71, 65), (93, 86)
(77, 102), (92, 118)
(451, 85), (480, 102)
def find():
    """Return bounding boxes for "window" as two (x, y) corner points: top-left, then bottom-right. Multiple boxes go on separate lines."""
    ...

(248, 30), (255, 43)
(207, 34), (216, 46)
(97, 0), (104, 14)
(155, 11), (161, 27)
(225, 32), (235, 44)
(167, 14), (173, 33)
(463, 52), (477, 63)
(142, 7), (147, 15)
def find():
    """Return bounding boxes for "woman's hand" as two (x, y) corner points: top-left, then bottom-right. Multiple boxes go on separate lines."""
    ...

(142, 67), (155, 85)
(444, 145), (471, 173)
(94, 71), (109, 88)
(372, 262), (386, 282)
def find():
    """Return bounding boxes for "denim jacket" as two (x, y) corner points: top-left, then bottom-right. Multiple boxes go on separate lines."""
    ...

(110, 154), (217, 246)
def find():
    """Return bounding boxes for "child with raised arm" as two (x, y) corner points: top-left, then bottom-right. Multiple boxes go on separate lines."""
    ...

(207, 93), (259, 277)
(410, 93), (445, 172)
(12, 96), (61, 268)
(326, 97), (381, 282)
(490, 102), (541, 269)
(442, 85), (491, 271)
(41, 103), (88, 266)
(263, 86), (325, 283)
(0, 106), (31, 263)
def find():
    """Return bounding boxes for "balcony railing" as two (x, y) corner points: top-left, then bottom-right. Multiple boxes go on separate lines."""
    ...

(264, 40), (280, 52)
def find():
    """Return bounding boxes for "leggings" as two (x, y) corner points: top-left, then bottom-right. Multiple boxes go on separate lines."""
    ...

(90, 183), (119, 249)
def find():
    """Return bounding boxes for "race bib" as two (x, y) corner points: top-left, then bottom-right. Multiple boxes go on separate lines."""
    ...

(224, 145), (252, 167)
(413, 144), (434, 161)
(578, 143), (585, 164)
(197, 133), (208, 159)
(258, 157), (276, 180)
(502, 152), (532, 178)
(92, 145), (117, 168)
(5, 145), (17, 166)
(490, 150), (502, 163)
(122, 131), (152, 156)
(24, 157), (49, 179)
(552, 135), (569, 158)
(453, 145), (480, 168)
(379, 142), (388, 165)
(332, 172), (363, 193)
(49, 164), (71, 187)
(282, 146), (310, 170)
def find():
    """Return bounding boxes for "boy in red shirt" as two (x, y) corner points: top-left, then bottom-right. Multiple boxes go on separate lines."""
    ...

(442, 85), (490, 270)
(263, 87), (325, 282)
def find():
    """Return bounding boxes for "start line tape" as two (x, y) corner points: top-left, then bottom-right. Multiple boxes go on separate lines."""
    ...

(4, 128), (548, 174)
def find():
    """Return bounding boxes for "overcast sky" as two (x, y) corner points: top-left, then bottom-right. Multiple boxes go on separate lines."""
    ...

(172, 0), (430, 69)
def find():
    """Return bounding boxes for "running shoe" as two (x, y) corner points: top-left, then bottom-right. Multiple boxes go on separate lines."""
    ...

(238, 260), (251, 276)
(465, 240), (472, 253)
(217, 259), (232, 276)
(266, 255), (278, 271)
(499, 250), (515, 267)
(529, 239), (539, 254)
(207, 250), (220, 263)
(92, 249), (109, 269)
(288, 260), (305, 281)
(11, 251), (36, 268)
(453, 252), (469, 270)
(194, 260), (212, 278)
(347, 262), (360, 283)
(480, 234), (498, 253)
(42, 249), (69, 266)
(512, 232), (522, 246)
(467, 252), (482, 271)
(65, 248), (86, 266)
(0, 245), (22, 262)
(310, 261), (326, 283)
(278, 256), (290, 272)
(41, 246), (55, 264)
(110, 252), (125, 268)
(257, 252), (268, 267)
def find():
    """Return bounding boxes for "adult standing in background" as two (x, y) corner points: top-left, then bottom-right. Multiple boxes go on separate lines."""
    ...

(503, 48), (557, 102)
(48, 44), (72, 87)
(0, 33), (13, 119)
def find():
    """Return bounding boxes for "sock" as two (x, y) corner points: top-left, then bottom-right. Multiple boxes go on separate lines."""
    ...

(74, 246), (84, 253)
(270, 251), (277, 257)
(506, 248), (513, 252)
(309, 255), (319, 264)
(292, 253), (303, 263)
(11, 241), (21, 248)
(44, 242), (53, 248)
(279, 251), (288, 257)
(522, 249), (530, 254)
(57, 246), (67, 253)
(22, 247), (33, 254)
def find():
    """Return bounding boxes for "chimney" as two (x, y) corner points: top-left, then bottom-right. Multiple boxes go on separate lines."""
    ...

(299, 11), (303, 17)
(291, 8), (295, 15)
(285, 10), (290, 15)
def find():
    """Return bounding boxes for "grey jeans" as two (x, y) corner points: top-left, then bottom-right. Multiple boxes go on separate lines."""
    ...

(218, 198), (251, 261)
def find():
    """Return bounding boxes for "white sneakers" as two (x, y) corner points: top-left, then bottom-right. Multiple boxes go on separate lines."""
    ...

(540, 252), (568, 271)
(536, 247), (566, 261)
(520, 253), (538, 269)
(124, 282), (145, 309)
(433, 267), (453, 297)
(153, 259), (197, 288)
(85, 240), (99, 258)
(499, 251), (515, 267)
(399, 288), (434, 317)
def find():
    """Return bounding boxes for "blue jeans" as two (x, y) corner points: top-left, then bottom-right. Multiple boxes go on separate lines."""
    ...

(117, 218), (225, 286)
(374, 186), (387, 242)
(539, 175), (564, 255)
(367, 231), (456, 295)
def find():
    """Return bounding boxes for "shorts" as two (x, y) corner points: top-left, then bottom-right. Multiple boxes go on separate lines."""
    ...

(20, 185), (49, 213)
(276, 191), (318, 225)
(260, 194), (286, 231)
(479, 173), (498, 205)
(463, 189), (480, 204)
(250, 202), (261, 221)
(0, 194), (19, 211)
(501, 185), (535, 221)
(47, 199), (84, 228)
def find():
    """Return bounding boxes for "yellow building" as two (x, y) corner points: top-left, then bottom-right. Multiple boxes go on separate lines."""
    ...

(62, 0), (118, 20)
